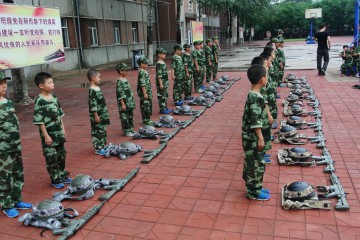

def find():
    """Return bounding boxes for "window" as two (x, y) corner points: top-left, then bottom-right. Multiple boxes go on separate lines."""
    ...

(61, 18), (70, 48)
(132, 22), (139, 43)
(113, 21), (121, 44)
(88, 20), (98, 47)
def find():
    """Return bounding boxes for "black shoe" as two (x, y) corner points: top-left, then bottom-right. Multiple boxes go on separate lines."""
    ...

(319, 70), (325, 76)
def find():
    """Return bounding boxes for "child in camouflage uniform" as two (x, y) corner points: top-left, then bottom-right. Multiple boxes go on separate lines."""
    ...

(193, 41), (205, 93)
(171, 44), (185, 106)
(87, 69), (110, 155)
(33, 72), (71, 189)
(116, 63), (136, 137)
(212, 36), (220, 80)
(250, 57), (274, 164)
(205, 39), (213, 83)
(0, 72), (32, 218)
(137, 56), (153, 125)
(183, 43), (194, 100)
(155, 48), (172, 114)
(278, 38), (286, 85)
(242, 64), (271, 201)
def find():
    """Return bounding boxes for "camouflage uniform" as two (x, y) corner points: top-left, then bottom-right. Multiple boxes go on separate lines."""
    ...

(260, 87), (272, 152)
(137, 69), (153, 123)
(212, 43), (219, 79)
(172, 54), (185, 102)
(156, 61), (169, 112)
(352, 46), (360, 73)
(340, 50), (354, 76)
(89, 88), (110, 150)
(205, 45), (214, 83)
(277, 48), (285, 83)
(33, 95), (69, 184)
(0, 99), (24, 209)
(267, 67), (278, 121)
(116, 78), (136, 135)
(182, 52), (194, 98)
(193, 49), (205, 91)
(242, 91), (266, 199)
(274, 48), (283, 85)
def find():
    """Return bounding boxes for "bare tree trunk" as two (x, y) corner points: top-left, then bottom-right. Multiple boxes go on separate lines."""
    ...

(147, 0), (154, 65)
(236, 15), (240, 45)
(11, 68), (30, 103)
(176, 0), (182, 44)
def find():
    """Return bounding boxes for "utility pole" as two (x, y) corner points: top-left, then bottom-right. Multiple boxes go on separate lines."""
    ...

(147, 0), (154, 65)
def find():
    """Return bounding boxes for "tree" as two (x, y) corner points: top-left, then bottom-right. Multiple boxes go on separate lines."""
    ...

(176, 0), (183, 44)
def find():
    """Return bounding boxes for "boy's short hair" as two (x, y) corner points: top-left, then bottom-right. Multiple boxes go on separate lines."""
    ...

(319, 23), (326, 29)
(263, 46), (274, 56)
(343, 45), (349, 48)
(251, 57), (265, 66)
(260, 52), (271, 60)
(34, 72), (52, 87)
(247, 64), (267, 85)
(87, 69), (100, 81)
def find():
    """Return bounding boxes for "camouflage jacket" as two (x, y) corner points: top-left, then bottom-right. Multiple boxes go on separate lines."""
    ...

(171, 54), (185, 80)
(137, 69), (152, 99)
(116, 78), (136, 111)
(205, 46), (214, 64)
(278, 48), (286, 65)
(212, 44), (219, 61)
(0, 99), (21, 153)
(89, 87), (110, 125)
(193, 49), (204, 68)
(242, 91), (265, 141)
(352, 47), (360, 61)
(182, 52), (194, 74)
(33, 94), (66, 146)
(156, 61), (169, 88)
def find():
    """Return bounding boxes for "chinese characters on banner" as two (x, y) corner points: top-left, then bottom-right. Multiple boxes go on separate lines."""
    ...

(0, 4), (64, 69)
(191, 21), (203, 43)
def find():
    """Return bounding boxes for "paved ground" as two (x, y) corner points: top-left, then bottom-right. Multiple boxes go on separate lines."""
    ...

(1, 37), (360, 239)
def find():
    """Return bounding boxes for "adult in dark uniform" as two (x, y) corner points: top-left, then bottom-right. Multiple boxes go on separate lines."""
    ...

(315, 23), (331, 76)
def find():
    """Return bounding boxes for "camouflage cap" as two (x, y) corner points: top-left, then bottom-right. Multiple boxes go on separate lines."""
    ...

(193, 41), (200, 46)
(137, 56), (150, 65)
(156, 47), (168, 55)
(173, 44), (183, 51)
(278, 37), (285, 43)
(183, 43), (192, 49)
(206, 39), (212, 44)
(278, 29), (284, 34)
(116, 63), (130, 71)
(212, 36), (219, 40)
(271, 38), (280, 43)
(199, 40), (203, 44)
(0, 71), (10, 81)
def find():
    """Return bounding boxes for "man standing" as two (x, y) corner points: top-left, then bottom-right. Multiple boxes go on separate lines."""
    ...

(315, 23), (331, 76)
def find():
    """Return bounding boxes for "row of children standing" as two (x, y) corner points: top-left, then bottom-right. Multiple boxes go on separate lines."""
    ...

(88, 36), (221, 155)
(241, 36), (286, 201)
(0, 37), (221, 218)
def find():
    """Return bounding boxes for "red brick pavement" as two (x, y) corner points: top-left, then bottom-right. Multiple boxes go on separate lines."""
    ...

(1, 64), (360, 239)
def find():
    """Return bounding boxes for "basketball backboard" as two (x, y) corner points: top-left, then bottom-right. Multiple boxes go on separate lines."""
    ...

(305, 8), (322, 19)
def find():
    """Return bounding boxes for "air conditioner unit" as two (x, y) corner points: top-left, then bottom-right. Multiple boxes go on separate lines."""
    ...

(188, 4), (193, 13)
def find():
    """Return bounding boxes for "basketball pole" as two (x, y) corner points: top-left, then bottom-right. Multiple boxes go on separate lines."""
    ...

(306, 17), (316, 44)
(352, 0), (360, 47)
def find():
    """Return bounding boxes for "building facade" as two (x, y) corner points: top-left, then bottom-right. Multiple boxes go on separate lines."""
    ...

(157, 0), (220, 49)
(5, 0), (157, 75)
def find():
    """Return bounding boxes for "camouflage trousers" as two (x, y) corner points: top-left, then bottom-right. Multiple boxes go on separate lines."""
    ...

(0, 151), (24, 209)
(242, 140), (265, 198)
(184, 74), (193, 98)
(268, 97), (278, 121)
(212, 62), (218, 79)
(193, 67), (204, 92)
(91, 123), (107, 150)
(42, 143), (69, 184)
(140, 99), (152, 123)
(157, 85), (169, 112)
(119, 110), (134, 134)
(173, 78), (184, 103)
(205, 64), (213, 83)
(262, 123), (272, 152)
